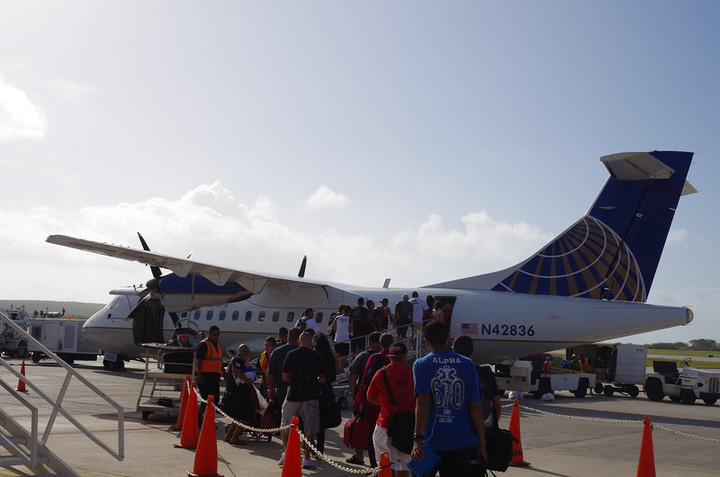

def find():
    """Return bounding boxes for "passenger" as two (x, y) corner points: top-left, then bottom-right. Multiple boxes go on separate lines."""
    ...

(296, 308), (320, 333)
(453, 335), (502, 427)
(345, 331), (382, 466)
(266, 327), (300, 428)
(351, 297), (373, 353)
(409, 291), (428, 350)
(351, 332), (394, 468)
(195, 325), (223, 425)
(277, 327), (288, 346)
(313, 332), (338, 457)
(377, 298), (392, 332)
(279, 331), (325, 469)
(393, 294), (413, 343)
(331, 304), (353, 373)
(257, 336), (277, 395)
(222, 344), (259, 445)
(411, 320), (487, 475)
(366, 341), (415, 477)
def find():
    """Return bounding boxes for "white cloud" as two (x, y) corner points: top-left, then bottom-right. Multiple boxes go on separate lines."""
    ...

(667, 228), (689, 245)
(0, 75), (47, 142)
(304, 185), (350, 211)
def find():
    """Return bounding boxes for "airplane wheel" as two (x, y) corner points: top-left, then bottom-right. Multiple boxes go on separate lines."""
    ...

(103, 359), (124, 371)
(644, 378), (664, 401)
(680, 389), (696, 405)
(702, 397), (717, 405)
(603, 386), (614, 397)
(628, 386), (640, 398)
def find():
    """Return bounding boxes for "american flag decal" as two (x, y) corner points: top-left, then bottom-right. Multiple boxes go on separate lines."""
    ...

(461, 323), (478, 335)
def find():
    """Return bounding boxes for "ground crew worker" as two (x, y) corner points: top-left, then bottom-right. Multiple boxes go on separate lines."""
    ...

(195, 325), (223, 424)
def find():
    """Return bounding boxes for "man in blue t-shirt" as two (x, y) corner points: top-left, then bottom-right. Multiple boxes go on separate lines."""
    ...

(411, 320), (487, 475)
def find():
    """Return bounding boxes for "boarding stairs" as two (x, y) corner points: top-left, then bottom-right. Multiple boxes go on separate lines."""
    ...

(0, 310), (124, 476)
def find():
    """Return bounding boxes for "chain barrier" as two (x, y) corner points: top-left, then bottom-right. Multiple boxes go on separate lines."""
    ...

(191, 384), (382, 474)
(517, 402), (720, 443)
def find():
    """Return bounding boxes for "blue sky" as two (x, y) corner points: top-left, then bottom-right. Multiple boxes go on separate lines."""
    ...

(1, 1), (718, 345)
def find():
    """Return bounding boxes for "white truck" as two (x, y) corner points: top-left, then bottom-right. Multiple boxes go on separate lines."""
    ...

(0, 306), (31, 358)
(28, 318), (100, 364)
(496, 356), (596, 398)
(644, 359), (720, 405)
(567, 343), (647, 397)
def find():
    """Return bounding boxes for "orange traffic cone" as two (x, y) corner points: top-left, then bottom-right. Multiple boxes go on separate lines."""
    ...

(17, 360), (28, 393)
(378, 452), (391, 477)
(636, 416), (656, 477)
(281, 416), (302, 477)
(174, 375), (191, 430)
(508, 398), (530, 467)
(175, 384), (199, 449)
(188, 395), (223, 477)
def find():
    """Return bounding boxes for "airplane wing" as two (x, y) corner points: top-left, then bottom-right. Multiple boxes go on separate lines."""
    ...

(46, 234), (333, 295)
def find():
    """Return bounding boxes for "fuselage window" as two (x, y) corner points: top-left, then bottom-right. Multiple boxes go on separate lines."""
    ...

(245, 311), (252, 321)
(219, 310), (226, 321)
(206, 310), (214, 321)
(287, 311), (295, 323)
(259, 311), (266, 322)
(232, 310), (239, 321)
(316, 312), (323, 323)
(193, 310), (201, 320)
(272, 311), (280, 322)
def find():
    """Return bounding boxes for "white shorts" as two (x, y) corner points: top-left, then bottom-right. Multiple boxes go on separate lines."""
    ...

(281, 399), (320, 436)
(372, 425), (411, 471)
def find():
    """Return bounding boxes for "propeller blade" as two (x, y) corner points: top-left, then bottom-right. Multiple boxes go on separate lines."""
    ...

(298, 255), (307, 278)
(137, 232), (163, 279)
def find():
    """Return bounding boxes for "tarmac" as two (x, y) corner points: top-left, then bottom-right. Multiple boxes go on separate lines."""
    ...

(1, 358), (719, 477)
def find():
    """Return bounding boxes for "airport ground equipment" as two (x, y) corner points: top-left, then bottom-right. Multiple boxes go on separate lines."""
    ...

(644, 359), (720, 405)
(0, 307), (31, 358)
(28, 317), (100, 364)
(567, 343), (647, 397)
(496, 357), (596, 398)
(137, 343), (196, 420)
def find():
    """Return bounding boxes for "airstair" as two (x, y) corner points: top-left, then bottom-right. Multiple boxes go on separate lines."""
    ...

(0, 310), (124, 476)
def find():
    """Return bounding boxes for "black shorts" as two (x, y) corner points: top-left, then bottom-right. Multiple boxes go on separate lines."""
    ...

(334, 342), (350, 357)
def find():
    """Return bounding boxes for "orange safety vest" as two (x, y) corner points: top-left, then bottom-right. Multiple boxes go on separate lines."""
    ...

(198, 339), (223, 374)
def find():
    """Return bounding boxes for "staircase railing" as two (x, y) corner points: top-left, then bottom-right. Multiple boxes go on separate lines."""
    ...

(0, 310), (124, 463)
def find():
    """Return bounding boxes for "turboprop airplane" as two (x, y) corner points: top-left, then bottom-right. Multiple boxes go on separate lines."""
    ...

(47, 150), (697, 371)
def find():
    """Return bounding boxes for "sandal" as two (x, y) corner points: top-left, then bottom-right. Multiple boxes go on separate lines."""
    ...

(345, 456), (364, 465)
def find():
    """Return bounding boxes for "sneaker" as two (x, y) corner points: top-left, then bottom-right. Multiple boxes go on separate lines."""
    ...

(302, 458), (314, 469)
(345, 456), (364, 465)
(277, 453), (285, 466)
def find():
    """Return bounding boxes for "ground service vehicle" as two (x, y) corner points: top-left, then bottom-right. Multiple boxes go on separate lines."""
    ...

(567, 343), (647, 397)
(0, 307), (31, 358)
(28, 318), (100, 364)
(644, 360), (720, 405)
(496, 357), (596, 398)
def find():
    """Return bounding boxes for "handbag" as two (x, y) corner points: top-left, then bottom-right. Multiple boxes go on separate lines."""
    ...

(319, 387), (342, 429)
(381, 368), (415, 454)
(343, 415), (371, 449)
(484, 420), (516, 472)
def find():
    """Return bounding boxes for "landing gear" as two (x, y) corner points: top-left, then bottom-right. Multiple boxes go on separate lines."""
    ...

(103, 357), (126, 371)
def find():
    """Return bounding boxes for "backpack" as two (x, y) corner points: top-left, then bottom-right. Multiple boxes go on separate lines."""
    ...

(297, 316), (309, 331)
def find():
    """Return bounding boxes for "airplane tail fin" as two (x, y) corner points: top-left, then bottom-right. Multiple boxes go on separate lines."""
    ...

(434, 151), (695, 302)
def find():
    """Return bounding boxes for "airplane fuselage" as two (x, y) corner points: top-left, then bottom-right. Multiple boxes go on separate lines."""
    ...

(83, 285), (692, 363)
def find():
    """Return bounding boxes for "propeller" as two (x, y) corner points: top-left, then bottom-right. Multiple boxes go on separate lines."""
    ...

(128, 233), (181, 328)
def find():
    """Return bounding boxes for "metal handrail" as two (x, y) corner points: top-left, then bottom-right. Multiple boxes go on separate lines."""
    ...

(0, 378), (38, 466)
(0, 311), (124, 461)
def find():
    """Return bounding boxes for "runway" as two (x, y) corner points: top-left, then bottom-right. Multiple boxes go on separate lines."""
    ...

(0, 358), (718, 476)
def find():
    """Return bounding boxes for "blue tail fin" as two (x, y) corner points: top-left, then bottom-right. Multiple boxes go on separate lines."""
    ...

(488, 151), (694, 302)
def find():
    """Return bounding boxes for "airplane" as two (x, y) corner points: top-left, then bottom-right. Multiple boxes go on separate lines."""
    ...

(47, 150), (697, 371)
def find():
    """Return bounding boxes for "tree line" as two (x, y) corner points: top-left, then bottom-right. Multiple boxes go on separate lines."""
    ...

(649, 339), (720, 351)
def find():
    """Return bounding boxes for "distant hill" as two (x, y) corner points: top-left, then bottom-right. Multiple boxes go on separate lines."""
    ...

(0, 300), (104, 320)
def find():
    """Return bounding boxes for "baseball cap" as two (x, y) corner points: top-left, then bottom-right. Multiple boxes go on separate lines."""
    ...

(388, 342), (408, 357)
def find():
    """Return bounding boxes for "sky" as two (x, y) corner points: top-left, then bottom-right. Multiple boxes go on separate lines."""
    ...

(1, 1), (718, 345)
